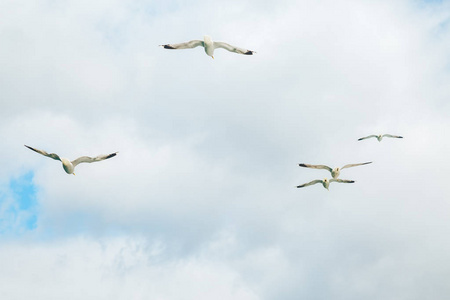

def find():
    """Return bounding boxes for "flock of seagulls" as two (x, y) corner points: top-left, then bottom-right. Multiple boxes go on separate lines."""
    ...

(296, 134), (403, 190)
(24, 35), (403, 193)
(25, 35), (255, 175)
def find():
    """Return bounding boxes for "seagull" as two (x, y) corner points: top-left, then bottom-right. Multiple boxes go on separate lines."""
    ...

(25, 145), (117, 175)
(358, 134), (403, 142)
(160, 35), (255, 59)
(296, 178), (355, 190)
(298, 162), (372, 179)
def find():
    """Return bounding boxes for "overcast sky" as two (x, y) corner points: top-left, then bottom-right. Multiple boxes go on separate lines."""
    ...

(1, 0), (450, 299)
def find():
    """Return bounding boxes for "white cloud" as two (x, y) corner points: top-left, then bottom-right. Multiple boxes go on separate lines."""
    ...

(0, 235), (259, 300)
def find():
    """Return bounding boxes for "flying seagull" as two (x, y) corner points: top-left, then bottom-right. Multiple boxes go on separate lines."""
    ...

(25, 145), (117, 175)
(296, 178), (355, 190)
(298, 162), (372, 179)
(160, 35), (255, 59)
(358, 134), (403, 142)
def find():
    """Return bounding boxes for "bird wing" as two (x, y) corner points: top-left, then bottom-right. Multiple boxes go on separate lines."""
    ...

(296, 179), (323, 188)
(213, 42), (255, 55)
(25, 145), (61, 161)
(298, 163), (332, 172)
(382, 134), (403, 139)
(71, 152), (117, 167)
(341, 162), (372, 170)
(330, 179), (355, 184)
(358, 135), (377, 141)
(160, 40), (204, 49)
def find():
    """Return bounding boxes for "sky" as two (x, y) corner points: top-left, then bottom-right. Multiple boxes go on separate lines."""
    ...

(1, 0), (450, 299)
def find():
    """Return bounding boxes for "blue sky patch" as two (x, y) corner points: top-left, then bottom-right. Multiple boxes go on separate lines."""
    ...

(419, 0), (444, 5)
(0, 171), (39, 235)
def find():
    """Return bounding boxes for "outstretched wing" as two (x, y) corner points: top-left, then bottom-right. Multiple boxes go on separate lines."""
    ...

(298, 163), (332, 172)
(25, 145), (61, 161)
(296, 179), (323, 188)
(358, 135), (377, 141)
(213, 42), (255, 55)
(382, 134), (403, 139)
(341, 162), (372, 170)
(71, 152), (118, 167)
(160, 40), (204, 50)
(330, 179), (355, 184)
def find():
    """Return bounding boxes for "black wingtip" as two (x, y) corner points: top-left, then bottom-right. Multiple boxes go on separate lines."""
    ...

(106, 152), (118, 159)
(244, 50), (254, 55)
(161, 44), (176, 49)
(357, 138), (363, 141)
(298, 163), (307, 167)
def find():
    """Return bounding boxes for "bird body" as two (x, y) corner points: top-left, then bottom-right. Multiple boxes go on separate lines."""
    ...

(321, 178), (331, 190)
(296, 178), (355, 190)
(203, 35), (214, 57)
(298, 162), (372, 179)
(358, 134), (403, 142)
(331, 168), (341, 179)
(25, 145), (117, 175)
(160, 35), (255, 59)
(61, 158), (75, 174)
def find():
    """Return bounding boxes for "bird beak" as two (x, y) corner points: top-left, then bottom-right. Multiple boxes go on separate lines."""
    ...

(73, 173), (76, 176)
(212, 56), (214, 59)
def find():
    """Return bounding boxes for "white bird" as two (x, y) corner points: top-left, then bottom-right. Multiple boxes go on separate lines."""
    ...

(160, 35), (255, 59)
(25, 145), (117, 175)
(298, 162), (372, 179)
(358, 134), (403, 142)
(296, 178), (355, 190)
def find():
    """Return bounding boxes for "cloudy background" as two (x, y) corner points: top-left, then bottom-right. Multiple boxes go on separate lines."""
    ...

(1, 0), (450, 298)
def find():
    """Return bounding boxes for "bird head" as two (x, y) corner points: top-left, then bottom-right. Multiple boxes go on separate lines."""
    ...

(203, 35), (212, 43)
(323, 178), (330, 190)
